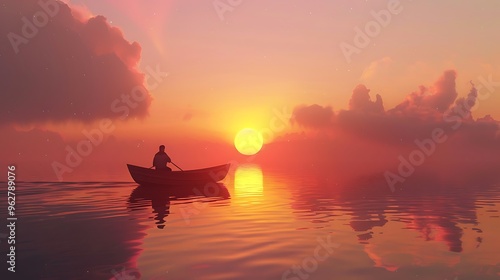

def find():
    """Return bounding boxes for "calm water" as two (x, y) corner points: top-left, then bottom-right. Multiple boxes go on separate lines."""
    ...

(2, 164), (500, 280)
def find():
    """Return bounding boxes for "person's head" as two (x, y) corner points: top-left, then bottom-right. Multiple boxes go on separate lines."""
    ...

(159, 145), (165, 152)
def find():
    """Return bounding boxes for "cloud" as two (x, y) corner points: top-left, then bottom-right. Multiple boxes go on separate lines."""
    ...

(291, 104), (334, 129)
(390, 70), (458, 115)
(292, 70), (498, 143)
(279, 70), (500, 186)
(445, 82), (477, 123)
(349, 84), (384, 114)
(0, 0), (152, 124)
(360, 57), (392, 81)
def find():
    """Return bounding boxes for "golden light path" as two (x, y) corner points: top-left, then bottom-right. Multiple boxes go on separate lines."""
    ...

(234, 164), (263, 198)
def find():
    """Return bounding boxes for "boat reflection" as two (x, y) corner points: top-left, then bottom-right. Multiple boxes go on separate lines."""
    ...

(11, 182), (148, 279)
(128, 183), (230, 229)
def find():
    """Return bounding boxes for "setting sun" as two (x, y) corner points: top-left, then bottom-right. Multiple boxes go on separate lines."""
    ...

(4, 1), (500, 279)
(234, 128), (264, 155)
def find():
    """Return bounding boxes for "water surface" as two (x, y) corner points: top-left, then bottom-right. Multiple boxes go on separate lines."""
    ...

(2, 165), (500, 279)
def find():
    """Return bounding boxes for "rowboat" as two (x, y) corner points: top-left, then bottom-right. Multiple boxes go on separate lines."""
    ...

(127, 163), (231, 187)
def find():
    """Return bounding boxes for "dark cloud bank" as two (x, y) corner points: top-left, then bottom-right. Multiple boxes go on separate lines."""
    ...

(262, 70), (500, 190)
(0, 0), (152, 125)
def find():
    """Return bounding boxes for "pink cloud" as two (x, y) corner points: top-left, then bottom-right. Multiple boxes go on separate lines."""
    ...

(349, 84), (384, 113)
(390, 70), (458, 115)
(280, 70), (500, 187)
(0, 0), (152, 124)
(292, 70), (498, 143)
(291, 104), (334, 129)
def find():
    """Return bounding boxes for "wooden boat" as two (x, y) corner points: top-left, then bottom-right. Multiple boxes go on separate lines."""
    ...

(127, 163), (231, 187)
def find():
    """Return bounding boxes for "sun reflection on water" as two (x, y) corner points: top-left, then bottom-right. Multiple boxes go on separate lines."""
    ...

(234, 164), (263, 198)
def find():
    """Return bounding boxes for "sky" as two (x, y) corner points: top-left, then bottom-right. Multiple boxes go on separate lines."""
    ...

(1, 0), (500, 182)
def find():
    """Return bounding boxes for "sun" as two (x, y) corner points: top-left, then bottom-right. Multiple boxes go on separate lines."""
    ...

(234, 128), (264, 155)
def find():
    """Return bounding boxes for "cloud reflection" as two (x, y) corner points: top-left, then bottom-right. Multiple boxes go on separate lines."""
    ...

(282, 171), (496, 273)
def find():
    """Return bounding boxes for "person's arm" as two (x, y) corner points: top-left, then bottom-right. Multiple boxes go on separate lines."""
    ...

(166, 153), (171, 163)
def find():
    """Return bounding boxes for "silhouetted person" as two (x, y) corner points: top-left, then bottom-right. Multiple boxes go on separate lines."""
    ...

(153, 145), (171, 171)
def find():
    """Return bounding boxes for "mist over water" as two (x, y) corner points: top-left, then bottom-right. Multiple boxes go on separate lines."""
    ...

(2, 165), (499, 280)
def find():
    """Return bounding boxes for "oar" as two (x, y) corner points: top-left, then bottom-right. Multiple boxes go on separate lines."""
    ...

(149, 163), (183, 171)
(171, 162), (183, 171)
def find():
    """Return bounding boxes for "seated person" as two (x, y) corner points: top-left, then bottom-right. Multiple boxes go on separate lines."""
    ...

(153, 145), (172, 171)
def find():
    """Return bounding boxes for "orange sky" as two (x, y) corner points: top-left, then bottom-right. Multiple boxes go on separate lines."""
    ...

(1, 0), (500, 181)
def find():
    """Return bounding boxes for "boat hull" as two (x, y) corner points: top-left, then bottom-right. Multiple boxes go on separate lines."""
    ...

(127, 163), (231, 187)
